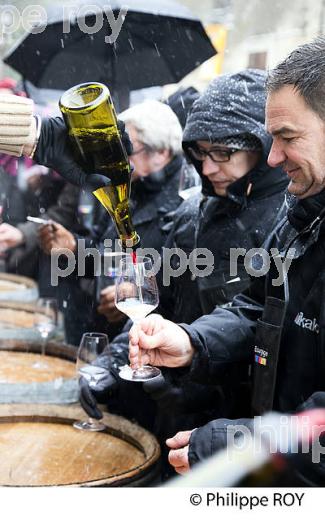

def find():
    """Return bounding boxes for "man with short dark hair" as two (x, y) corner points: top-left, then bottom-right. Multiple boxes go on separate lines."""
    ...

(128, 37), (325, 484)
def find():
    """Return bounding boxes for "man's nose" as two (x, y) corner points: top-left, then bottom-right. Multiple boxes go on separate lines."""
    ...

(267, 139), (286, 168)
(202, 155), (220, 176)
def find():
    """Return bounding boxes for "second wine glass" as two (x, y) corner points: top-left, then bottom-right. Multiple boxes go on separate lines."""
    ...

(33, 298), (57, 369)
(115, 255), (160, 382)
(73, 332), (110, 432)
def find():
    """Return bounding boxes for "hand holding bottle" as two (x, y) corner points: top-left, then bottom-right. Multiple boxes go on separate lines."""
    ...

(34, 118), (132, 190)
(58, 82), (138, 248)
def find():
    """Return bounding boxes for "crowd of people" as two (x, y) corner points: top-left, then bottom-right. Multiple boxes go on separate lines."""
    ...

(1, 36), (325, 485)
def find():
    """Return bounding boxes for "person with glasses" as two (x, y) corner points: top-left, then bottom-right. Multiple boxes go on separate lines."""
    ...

(79, 70), (288, 479)
(186, 141), (260, 196)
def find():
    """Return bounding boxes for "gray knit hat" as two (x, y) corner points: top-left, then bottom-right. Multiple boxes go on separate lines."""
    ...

(216, 133), (262, 151)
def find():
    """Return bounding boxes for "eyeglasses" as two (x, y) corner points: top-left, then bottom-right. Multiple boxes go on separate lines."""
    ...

(187, 146), (239, 163)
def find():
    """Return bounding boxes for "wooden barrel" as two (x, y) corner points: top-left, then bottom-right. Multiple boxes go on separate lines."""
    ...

(0, 404), (161, 487)
(0, 301), (64, 342)
(0, 339), (78, 404)
(0, 273), (38, 302)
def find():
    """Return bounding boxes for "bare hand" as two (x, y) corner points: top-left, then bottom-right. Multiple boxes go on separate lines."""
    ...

(97, 285), (125, 323)
(128, 314), (194, 369)
(38, 222), (76, 255)
(166, 429), (195, 474)
(0, 223), (24, 250)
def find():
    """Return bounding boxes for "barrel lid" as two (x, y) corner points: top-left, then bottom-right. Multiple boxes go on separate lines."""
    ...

(0, 341), (78, 404)
(0, 404), (161, 486)
(0, 302), (64, 342)
(0, 273), (38, 302)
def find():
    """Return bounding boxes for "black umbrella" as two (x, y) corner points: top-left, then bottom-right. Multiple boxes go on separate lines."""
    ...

(4, 0), (216, 109)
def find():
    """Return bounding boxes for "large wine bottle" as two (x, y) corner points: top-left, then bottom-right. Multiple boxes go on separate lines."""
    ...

(59, 82), (139, 249)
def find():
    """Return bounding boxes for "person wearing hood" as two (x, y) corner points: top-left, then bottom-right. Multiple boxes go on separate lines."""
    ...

(127, 38), (325, 485)
(78, 70), (288, 477)
(159, 68), (288, 324)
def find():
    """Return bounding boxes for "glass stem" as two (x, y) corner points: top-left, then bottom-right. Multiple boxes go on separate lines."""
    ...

(133, 320), (142, 369)
(89, 417), (101, 426)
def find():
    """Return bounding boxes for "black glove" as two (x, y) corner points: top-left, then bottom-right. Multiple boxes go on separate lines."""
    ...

(142, 374), (185, 413)
(34, 117), (133, 190)
(297, 392), (325, 412)
(79, 369), (119, 420)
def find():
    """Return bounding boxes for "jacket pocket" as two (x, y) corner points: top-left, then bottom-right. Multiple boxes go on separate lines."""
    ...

(197, 263), (251, 314)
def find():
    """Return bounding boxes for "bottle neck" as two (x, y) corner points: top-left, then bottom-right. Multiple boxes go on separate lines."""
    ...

(119, 234), (141, 251)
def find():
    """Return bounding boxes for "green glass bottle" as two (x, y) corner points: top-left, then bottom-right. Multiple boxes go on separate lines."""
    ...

(59, 82), (139, 249)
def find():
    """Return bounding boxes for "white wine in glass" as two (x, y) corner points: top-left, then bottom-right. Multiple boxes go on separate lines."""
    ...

(115, 256), (160, 382)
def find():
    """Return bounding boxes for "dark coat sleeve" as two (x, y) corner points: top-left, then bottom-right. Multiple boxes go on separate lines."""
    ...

(188, 416), (253, 466)
(188, 392), (325, 482)
(179, 276), (266, 383)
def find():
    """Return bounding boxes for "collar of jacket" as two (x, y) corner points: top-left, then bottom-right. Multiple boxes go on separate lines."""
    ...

(288, 189), (325, 231)
(275, 190), (325, 259)
(132, 154), (183, 195)
(203, 160), (287, 214)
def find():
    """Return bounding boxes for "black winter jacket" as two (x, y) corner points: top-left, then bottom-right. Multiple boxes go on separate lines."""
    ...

(158, 165), (287, 324)
(182, 190), (325, 484)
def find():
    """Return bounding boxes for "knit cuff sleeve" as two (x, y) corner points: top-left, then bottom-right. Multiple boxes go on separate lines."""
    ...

(0, 94), (35, 156)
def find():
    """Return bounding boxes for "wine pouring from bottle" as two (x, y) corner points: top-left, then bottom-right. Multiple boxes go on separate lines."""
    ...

(59, 82), (140, 250)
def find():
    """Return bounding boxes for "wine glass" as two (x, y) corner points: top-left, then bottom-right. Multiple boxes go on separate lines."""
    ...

(178, 160), (202, 200)
(33, 298), (57, 368)
(73, 332), (110, 432)
(115, 255), (160, 382)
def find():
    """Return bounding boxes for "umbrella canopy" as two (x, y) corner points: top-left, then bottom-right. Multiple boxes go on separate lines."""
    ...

(4, 0), (216, 95)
